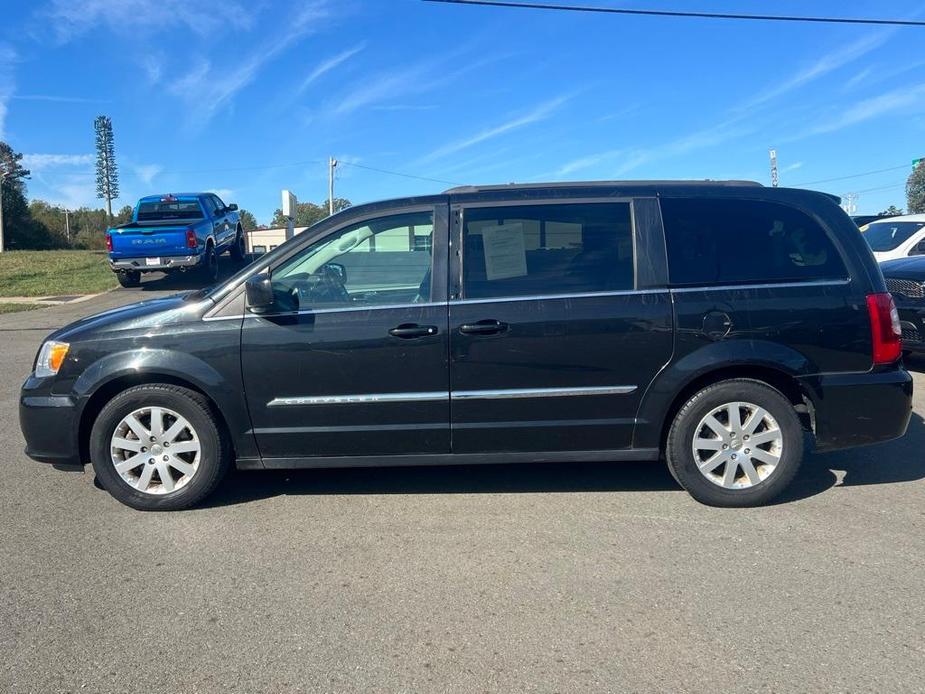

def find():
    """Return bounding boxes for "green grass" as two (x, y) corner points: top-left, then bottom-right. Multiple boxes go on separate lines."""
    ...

(0, 302), (46, 314)
(0, 250), (118, 297)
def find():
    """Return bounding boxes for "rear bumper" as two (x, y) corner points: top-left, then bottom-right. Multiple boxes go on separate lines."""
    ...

(19, 391), (82, 466)
(110, 254), (202, 272)
(798, 368), (913, 452)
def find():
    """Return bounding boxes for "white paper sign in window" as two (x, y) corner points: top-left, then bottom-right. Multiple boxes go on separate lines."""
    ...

(482, 223), (528, 280)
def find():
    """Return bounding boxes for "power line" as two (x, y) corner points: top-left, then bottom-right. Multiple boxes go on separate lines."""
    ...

(337, 161), (463, 186)
(792, 164), (913, 187)
(423, 0), (925, 27)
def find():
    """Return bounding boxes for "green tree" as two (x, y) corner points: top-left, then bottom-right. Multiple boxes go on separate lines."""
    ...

(270, 198), (351, 227)
(113, 204), (133, 226)
(1, 142), (62, 250)
(238, 208), (258, 230)
(878, 205), (903, 217)
(94, 115), (119, 218)
(907, 163), (925, 214)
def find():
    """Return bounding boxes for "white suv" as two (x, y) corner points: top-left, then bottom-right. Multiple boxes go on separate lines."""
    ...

(863, 214), (925, 262)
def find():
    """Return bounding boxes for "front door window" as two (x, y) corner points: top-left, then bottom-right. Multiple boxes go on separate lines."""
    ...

(271, 211), (434, 311)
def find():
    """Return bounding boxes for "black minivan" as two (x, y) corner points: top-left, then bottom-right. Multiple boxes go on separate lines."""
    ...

(20, 181), (913, 510)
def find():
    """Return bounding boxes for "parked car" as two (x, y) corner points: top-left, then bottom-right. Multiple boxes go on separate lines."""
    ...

(107, 192), (246, 287)
(880, 255), (925, 354)
(20, 181), (912, 510)
(862, 214), (925, 262)
(852, 213), (898, 229)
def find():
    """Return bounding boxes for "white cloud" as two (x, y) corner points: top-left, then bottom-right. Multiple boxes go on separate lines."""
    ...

(734, 31), (892, 115)
(21, 153), (94, 170)
(557, 149), (623, 176)
(790, 82), (925, 140)
(298, 43), (365, 95)
(0, 44), (16, 141)
(132, 164), (162, 186)
(43, 0), (255, 41)
(11, 94), (105, 103)
(781, 161), (804, 174)
(169, 1), (338, 128)
(417, 95), (572, 165)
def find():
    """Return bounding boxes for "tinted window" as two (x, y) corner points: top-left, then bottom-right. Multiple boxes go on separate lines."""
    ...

(661, 198), (846, 286)
(137, 199), (204, 221)
(462, 203), (634, 299)
(272, 211), (433, 310)
(863, 221), (925, 252)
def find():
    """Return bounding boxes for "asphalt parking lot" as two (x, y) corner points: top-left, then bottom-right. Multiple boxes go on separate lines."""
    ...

(2, 275), (924, 692)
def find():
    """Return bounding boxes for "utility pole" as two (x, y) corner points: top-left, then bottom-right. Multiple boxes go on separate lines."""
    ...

(0, 171), (8, 254)
(841, 192), (858, 215)
(328, 157), (337, 215)
(769, 148), (779, 187)
(65, 208), (71, 243)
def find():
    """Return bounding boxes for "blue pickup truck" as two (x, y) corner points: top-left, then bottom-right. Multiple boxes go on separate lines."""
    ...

(106, 193), (245, 287)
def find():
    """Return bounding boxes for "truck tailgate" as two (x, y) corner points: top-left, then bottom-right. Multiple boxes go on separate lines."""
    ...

(109, 226), (191, 257)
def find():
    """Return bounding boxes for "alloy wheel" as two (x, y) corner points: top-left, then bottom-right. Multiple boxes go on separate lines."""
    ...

(691, 401), (783, 489)
(110, 406), (201, 494)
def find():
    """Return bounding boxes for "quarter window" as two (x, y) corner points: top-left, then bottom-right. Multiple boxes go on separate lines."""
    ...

(462, 203), (634, 299)
(661, 198), (847, 286)
(272, 211), (434, 310)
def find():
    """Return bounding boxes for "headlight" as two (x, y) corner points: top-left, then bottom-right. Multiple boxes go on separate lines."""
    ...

(35, 341), (70, 378)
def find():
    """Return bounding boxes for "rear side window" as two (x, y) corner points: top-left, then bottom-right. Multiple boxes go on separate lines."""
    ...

(661, 198), (847, 286)
(462, 202), (634, 299)
(863, 221), (925, 252)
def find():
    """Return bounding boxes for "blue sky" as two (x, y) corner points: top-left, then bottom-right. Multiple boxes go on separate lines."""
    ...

(1, 0), (924, 222)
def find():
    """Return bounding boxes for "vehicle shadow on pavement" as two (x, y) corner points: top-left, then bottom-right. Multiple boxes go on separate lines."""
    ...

(196, 412), (925, 508)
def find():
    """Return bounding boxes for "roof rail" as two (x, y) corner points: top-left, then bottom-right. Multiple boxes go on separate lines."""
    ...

(442, 179), (764, 194)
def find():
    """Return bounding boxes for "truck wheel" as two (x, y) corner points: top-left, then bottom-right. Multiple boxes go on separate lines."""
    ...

(89, 384), (231, 511)
(200, 243), (218, 282)
(230, 228), (246, 262)
(117, 271), (141, 288)
(665, 379), (803, 508)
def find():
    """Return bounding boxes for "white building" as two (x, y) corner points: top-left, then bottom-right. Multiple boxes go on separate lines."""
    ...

(244, 226), (309, 255)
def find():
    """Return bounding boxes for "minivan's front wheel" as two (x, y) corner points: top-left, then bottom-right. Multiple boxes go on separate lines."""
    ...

(666, 379), (803, 507)
(89, 384), (230, 511)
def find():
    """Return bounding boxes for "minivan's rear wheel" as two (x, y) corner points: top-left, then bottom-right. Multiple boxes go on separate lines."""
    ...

(666, 379), (803, 507)
(90, 384), (230, 511)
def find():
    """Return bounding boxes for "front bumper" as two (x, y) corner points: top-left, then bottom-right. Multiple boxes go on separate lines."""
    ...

(798, 367), (913, 452)
(110, 254), (202, 272)
(19, 389), (82, 466)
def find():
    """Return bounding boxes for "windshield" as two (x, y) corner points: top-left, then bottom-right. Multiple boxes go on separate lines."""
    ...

(863, 221), (925, 252)
(137, 199), (204, 222)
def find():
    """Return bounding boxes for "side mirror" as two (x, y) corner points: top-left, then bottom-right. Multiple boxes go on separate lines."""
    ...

(227, 203), (238, 212)
(245, 273), (274, 313)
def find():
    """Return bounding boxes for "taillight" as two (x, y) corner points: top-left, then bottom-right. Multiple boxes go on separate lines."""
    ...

(186, 229), (198, 249)
(866, 292), (902, 365)
(105, 233), (112, 252)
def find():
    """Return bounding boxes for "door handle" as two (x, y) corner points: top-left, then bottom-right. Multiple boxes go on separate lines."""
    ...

(459, 319), (509, 335)
(389, 323), (438, 339)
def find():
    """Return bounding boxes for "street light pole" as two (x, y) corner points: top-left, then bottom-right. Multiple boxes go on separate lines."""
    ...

(0, 171), (9, 254)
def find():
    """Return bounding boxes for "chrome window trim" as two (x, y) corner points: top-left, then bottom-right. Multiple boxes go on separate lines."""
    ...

(669, 278), (851, 293)
(268, 385), (637, 407)
(451, 288), (666, 306)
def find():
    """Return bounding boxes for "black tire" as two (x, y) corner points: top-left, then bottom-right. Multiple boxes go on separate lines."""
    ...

(200, 243), (218, 282)
(89, 384), (231, 511)
(230, 227), (246, 262)
(116, 271), (141, 288)
(665, 379), (803, 507)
